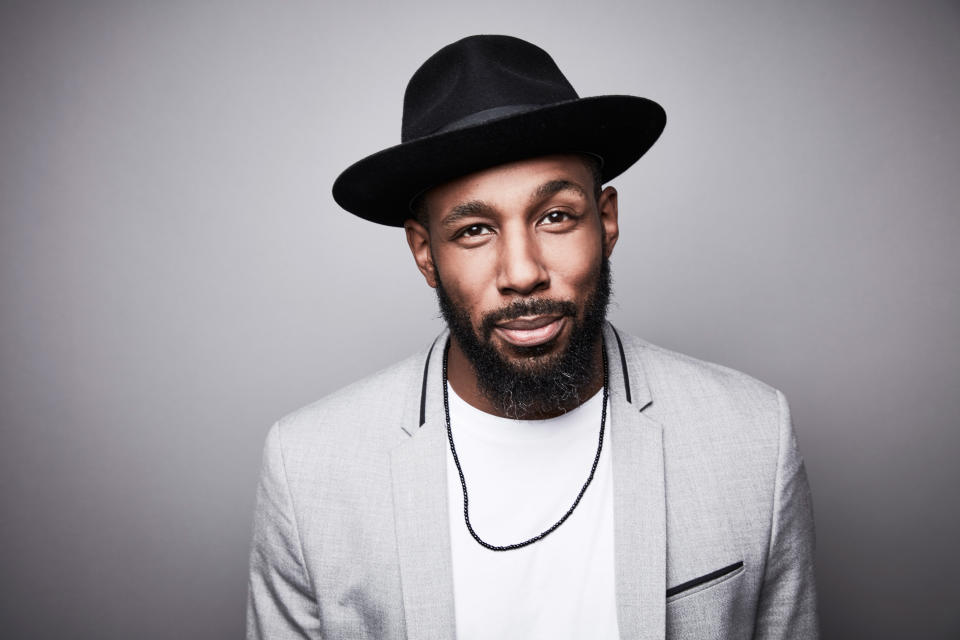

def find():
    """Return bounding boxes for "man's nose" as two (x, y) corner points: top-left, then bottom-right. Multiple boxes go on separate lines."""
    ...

(496, 228), (549, 296)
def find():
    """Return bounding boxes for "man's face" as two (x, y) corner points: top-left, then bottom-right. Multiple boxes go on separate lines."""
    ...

(405, 154), (620, 417)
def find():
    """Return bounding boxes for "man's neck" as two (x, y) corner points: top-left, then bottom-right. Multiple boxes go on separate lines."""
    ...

(445, 337), (604, 420)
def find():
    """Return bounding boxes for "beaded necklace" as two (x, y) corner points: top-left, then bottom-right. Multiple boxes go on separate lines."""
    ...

(442, 340), (608, 551)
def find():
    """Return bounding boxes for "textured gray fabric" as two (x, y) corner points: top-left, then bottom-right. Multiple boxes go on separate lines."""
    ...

(246, 324), (818, 639)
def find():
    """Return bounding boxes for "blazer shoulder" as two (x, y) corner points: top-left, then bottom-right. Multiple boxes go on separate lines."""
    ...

(270, 347), (428, 452)
(619, 331), (785, 435)
(640, 336), (778, 394)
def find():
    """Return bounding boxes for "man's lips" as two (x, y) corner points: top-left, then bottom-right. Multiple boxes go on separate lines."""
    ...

(493, 315), (565, 347)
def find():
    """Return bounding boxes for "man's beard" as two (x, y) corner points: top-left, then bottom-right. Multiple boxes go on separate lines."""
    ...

(436, 257), (611, 419)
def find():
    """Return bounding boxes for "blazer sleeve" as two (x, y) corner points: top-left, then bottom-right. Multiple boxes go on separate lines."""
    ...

(753, 391), (820, 639)
(754, 391), (819, 640)
(246, 422), (322, 639)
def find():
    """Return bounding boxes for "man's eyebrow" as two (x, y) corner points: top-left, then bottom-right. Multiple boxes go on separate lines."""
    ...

(440, 200), (495, 228)
(531, 179), (588, 203)
(439, 180), (586, 228)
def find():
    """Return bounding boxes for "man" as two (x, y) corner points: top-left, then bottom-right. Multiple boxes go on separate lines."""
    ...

(246, 35), (818, 639)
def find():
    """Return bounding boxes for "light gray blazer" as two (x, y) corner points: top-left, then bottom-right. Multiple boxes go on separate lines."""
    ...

(247, 324), (818, 639)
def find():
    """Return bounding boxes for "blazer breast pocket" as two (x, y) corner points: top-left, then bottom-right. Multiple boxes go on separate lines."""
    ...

(666, 560), (744, 603)
(666, 560), (751, 638)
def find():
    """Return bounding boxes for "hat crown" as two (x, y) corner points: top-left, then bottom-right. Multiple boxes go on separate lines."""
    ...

(401, 35), (579, 142)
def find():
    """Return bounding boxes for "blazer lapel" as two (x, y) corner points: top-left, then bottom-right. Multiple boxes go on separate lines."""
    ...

(606, 324), (666, 640)
(390, 334), (457, 640)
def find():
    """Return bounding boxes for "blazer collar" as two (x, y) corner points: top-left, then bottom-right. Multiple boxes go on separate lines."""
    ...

(391, 324), (665, 640)
(603, 323), (666, 640)
(390, 330), (455, 639)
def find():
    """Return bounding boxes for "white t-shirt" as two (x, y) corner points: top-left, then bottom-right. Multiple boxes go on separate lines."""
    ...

(445, 383), (619, 640)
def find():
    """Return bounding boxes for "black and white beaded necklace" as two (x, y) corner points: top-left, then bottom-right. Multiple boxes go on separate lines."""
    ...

(442, 340), (609, 551)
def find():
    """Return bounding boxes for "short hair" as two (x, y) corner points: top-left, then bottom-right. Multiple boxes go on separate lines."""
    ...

(410, 154), (604, 227)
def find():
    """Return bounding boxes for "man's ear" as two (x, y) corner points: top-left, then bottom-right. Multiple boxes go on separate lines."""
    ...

(597, 186), (619, 259)
(404, 219), (438, 288)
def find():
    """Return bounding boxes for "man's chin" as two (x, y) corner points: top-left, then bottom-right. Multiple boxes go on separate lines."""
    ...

(491, 341), (564, 369)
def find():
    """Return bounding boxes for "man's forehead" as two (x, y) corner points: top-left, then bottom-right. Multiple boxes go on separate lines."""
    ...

(423, 154), (595, 211)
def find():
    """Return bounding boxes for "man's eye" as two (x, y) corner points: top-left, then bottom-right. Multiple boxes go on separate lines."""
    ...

(459, 224), (493, 238)
(540, 210), (571, 225)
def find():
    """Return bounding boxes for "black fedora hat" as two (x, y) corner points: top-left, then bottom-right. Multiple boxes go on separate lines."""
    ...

(332, 35), (666, 227)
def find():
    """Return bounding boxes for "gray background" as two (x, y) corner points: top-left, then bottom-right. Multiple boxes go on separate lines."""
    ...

(1, 0), (957, 638)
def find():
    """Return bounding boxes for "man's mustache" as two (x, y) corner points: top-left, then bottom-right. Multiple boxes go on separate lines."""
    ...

(480, 298), (577, 339)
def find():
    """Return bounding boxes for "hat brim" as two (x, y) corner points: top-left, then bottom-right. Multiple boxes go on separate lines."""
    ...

(332, 95), (666, 227)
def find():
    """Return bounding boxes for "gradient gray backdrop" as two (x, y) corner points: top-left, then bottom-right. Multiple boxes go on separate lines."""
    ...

(2, 1), (958, 638)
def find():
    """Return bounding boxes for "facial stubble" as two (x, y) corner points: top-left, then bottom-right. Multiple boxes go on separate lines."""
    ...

(435, 256), (611, 419)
